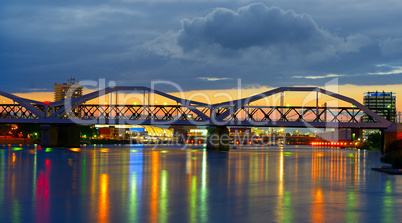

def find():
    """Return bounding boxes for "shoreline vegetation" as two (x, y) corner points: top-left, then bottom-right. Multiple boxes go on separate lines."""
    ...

(381, 139), (402, 169)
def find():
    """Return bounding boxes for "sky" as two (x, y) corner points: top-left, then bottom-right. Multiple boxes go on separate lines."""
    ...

(1, 0), (402, 106)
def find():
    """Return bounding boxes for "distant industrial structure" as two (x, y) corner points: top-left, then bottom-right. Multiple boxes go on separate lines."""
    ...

(363, 91), (396, 122)
(54, 77), (83, 101)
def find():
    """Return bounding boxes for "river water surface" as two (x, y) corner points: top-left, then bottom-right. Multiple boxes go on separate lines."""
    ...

(0, 145), (401, 223)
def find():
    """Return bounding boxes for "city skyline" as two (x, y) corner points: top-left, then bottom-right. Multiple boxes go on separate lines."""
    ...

(1, 1), (402, 94)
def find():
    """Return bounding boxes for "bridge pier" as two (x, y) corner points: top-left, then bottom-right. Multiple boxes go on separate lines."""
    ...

(206, 126), (230, 151)
(41, 124), (80, 148)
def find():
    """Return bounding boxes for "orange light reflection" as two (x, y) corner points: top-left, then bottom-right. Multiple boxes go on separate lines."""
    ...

(99, 174), (109, 223)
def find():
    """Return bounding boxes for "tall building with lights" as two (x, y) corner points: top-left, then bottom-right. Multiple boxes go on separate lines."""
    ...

(363, 91), (396, 122)
(54, 77), (83, 102)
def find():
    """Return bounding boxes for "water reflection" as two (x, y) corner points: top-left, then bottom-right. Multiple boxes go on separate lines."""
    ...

(0, 145), (400, 222)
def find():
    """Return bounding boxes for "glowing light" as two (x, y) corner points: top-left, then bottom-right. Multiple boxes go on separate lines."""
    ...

(69, 148), (81, 152)
(99, 174), (109, 223)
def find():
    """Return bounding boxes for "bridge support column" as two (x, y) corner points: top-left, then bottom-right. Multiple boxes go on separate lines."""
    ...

(41, 124), (80, 147)
(206, 126), (230, 151)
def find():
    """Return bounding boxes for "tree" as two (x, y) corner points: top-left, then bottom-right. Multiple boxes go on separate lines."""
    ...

(80, 125), (99, 138)
(0, 124), (11, 136)
(17, 123), (41, 138)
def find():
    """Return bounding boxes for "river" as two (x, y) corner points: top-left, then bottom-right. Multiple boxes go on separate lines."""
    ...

(0, 144), (401, 223)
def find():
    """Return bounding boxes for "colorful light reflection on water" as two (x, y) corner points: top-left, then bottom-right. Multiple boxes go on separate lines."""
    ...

(0, 145), (401, 222)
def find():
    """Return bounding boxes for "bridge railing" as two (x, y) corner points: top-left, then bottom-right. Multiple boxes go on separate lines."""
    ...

(59, 104), (211, 121)
(217, 106), (373, 123)
(0, 104), (42, 120)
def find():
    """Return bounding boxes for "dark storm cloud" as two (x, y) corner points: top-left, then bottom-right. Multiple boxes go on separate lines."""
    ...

(150, 2), (373, 72)
(2, 1), (402, 93)
(178, 3), (324, 50)
(147, 2), (402, 89)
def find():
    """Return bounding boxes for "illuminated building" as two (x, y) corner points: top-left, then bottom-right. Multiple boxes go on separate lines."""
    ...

(95, 125), (173, 143)
(229, 127), (252, 136)
(187, 129), (208, 144)
(54, 77), (83, 102)
(363, 91), (396, 122)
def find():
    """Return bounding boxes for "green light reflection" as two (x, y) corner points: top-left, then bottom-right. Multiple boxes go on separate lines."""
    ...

(12, 199), (21, 223)
(283, 191), (293, 223)
(383, 179), (394, 223)
(160, 170), (168, 223)
(200, 150), (208, 223)
(190, 176), (197, 223)
(129, 172), (137, 223)
(346, 189), (357, 222)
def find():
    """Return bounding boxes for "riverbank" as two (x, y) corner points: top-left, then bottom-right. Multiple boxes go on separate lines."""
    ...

(0, 137), (39, 145)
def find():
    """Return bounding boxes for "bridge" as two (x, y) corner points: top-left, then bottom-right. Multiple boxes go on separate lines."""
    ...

(0, 86), (393, 150)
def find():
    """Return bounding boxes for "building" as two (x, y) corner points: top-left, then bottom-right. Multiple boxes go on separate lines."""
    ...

(316, 129), (360, 142)
(363, 91), (396, 122)
(54, 77), (83, 101)
(95, 125), (173, 143)
(187, 128), (208, 144)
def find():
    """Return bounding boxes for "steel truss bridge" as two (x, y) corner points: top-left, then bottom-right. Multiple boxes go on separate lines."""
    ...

(0, 87), (392, 129)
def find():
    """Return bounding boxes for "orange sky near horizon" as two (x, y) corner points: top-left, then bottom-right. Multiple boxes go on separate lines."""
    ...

(6, 84), (402, 112)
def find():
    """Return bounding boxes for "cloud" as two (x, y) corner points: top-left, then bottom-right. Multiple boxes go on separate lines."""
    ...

(293, 74), (345, 79)
(379, 38), (402, 57)
(163, 3), (372, 64)
(368, 66), (402, 75)
(27, 88), (50, 91)
(197, 77), (231, 81)
(2, 1), (402, 93)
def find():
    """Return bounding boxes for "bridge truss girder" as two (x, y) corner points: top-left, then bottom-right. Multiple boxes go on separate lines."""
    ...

(0, 86), (393, 129)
